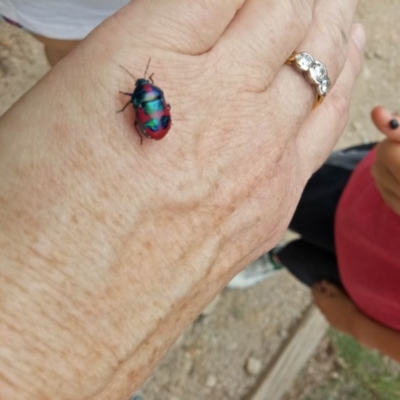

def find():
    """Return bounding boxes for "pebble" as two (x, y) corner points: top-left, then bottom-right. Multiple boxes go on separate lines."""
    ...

(182, 352), (194, 375)
(331, 372), (340, 380)
(246, 357), (263, 376)
(206, 375), (217, 388)
(279, 329), (288, 340)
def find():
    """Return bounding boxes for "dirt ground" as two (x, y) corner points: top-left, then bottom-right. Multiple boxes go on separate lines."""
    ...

(0, 1), (399, 399)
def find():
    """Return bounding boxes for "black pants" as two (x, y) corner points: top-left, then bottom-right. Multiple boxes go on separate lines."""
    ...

(278, 144), (375, 289)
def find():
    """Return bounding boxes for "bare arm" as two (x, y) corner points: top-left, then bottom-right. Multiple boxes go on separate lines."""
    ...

(313, 281), (400, 363)
(352, 312), (400, 362)
(0, 0), (364, 399)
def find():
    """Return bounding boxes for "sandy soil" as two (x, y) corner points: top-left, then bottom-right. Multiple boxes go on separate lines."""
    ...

(0, 1), (399, 399)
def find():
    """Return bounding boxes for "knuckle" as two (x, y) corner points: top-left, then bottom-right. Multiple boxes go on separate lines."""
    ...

(192, 0), (240, 19)
(192, 0), (215, 11)
(189, 0), (219, 28)
(287, 0), (313, 38)
(320, 14), (348, 75)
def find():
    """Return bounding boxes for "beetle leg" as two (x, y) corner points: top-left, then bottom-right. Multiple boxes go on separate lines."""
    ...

(119, 91), (132, 96)
(167, 104), (171, 110)
(117, 100), (132, 113)
(149, 73), (154, 84)
(134, 122), (144, 145)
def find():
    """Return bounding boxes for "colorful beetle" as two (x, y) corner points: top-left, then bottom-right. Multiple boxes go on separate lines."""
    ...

(118, 59), (171, 144)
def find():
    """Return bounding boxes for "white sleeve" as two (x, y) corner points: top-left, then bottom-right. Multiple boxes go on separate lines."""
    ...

(0, 0), (130, 40)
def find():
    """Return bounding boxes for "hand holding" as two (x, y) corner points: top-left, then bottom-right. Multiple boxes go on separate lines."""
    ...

(371, 107), (400, 215)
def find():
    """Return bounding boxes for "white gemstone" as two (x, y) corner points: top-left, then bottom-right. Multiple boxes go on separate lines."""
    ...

(321, 78), (331, 94)
(308, 61), (327, 84)
(316, 78), (331, 96)
(295, 52), (314, 72)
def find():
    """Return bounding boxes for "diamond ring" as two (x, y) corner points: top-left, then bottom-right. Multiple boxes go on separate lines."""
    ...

(286, 51), (331, 109)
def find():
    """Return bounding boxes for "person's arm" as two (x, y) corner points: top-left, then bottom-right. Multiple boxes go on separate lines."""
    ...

(352, 311), (400, 362)
(0, 0), (364, 399)
(313, 281), (400, 363)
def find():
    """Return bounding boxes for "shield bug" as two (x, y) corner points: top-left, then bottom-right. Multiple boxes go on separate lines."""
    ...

(118, 59), (171, 144)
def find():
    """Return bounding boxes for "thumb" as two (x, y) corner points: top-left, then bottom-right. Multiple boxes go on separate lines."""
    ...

(371, 106), (400, 142)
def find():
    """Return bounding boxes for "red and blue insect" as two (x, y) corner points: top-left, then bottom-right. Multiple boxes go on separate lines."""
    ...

(118, 59), (171, 143)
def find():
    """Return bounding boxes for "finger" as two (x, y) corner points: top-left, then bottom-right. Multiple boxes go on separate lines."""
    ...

(374, 180), (400, 216)
(296, 0), (361, 87)
(371, 107), (400, 142)
(320, 281), (331, 295)
(312, 286), (328, 308)
(215, 0), (314, 86)
(321, 280), (339, 295)
(382, 191), (400, 216)
(108, 0), (245, 55)
(312, 286), (322, 302)
(295, 24), (366, 174)
(313, 282), (323, 292)
(372, 156), (400, 215)
(265, 0), (361, 128)
(371, 160), (400, 198)
(375, 140), (400, 184)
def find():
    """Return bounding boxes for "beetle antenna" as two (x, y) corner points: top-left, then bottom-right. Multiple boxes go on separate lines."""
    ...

(119, 65), (136, 81)
(143, 58), (152, 79)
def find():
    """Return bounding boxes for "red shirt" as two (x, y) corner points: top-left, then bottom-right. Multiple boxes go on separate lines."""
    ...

(336, 149), (400, 331)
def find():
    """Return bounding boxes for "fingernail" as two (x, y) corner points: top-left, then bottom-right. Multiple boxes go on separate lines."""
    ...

(390, 119), (399, 130)
(351, 24), (367, 52)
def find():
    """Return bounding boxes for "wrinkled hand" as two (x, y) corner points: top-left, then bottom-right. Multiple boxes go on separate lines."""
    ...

(371, 107), (400, 215)
(80, 0), (365, 265)
(312, 281), (359, 335)
(0, 0), (365, 399)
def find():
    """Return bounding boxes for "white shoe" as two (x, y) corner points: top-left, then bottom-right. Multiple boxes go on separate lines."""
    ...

(226, 251), (283, 289)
